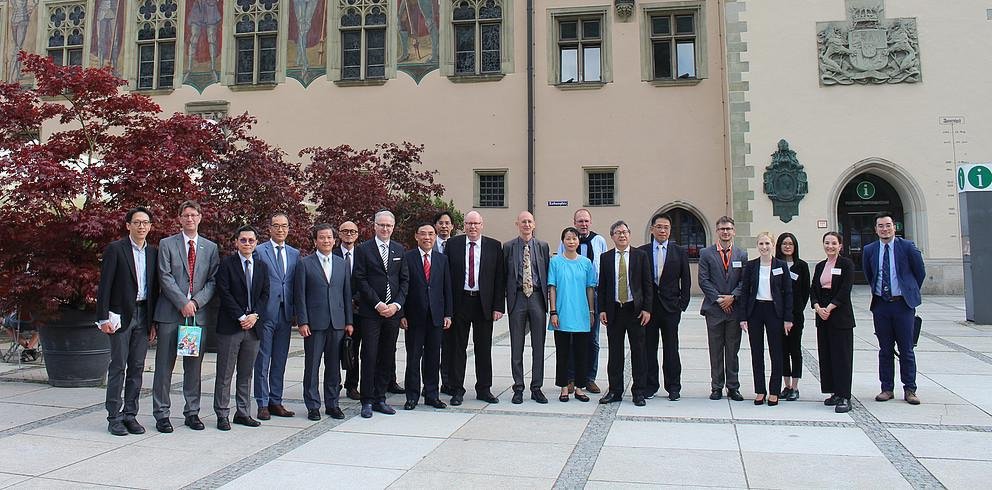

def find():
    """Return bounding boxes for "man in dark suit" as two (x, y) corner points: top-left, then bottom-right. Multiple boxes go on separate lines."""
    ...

(698, 216), (748, 401)
(353, 210), (409, 418)
(401, 223), (453, 410)
(96, 207), (159, 436)
(434, 211), (456, 395)
(254, 213), (300, 420)
(152, 200), (220, 433)
(333, 220), (363, 401)
(214, 225), (270, 430)
(444, 210), (505, 405)
(295, 223), (355, 420)
(638, 213), (691, 401)
(598, 220), (652, 406)
(503, 211), (550, 404)
(863, 212), (926, 405)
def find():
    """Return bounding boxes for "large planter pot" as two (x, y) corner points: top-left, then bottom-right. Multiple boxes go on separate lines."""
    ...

(38, 308), (110, 388)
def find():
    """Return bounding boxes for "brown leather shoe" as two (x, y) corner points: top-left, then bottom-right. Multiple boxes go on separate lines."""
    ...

(904, 389), (921, 405)
(346, 388), (362, 401)
(268, 404), (296, 417)
(586, 381), (602, 394)
(875, 391), (894, 402)
(256, 407), (271, 420)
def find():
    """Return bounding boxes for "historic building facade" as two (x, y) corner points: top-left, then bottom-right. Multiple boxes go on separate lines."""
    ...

(3, 0), (987, 293)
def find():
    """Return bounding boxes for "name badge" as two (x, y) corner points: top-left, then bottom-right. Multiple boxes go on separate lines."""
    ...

(772, 268), (783, 276)
(790, 272), (799, 281)
(831, 267), (842, 275)
(732, 261), (742, 268)
(392, 257), (401, 261)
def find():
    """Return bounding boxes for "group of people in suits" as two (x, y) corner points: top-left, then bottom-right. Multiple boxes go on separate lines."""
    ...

(95, 202), (926, 435)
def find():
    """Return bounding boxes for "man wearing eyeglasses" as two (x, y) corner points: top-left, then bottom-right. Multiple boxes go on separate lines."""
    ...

(153, 200), (220, 432)
(214, 225), (269, 430)
(96, 207), (160, 436)
(333, 221), (364, 401)
(254, 213), (301, 420)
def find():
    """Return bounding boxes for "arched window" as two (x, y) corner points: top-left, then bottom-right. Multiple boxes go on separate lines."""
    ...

(667, 207), (706, 260)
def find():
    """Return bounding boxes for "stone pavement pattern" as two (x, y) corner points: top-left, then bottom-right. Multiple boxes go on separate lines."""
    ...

(0, 287), (990, 489)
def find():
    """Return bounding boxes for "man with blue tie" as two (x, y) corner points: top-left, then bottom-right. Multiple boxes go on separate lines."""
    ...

(254, 213), (300, 420)
(863, 212), (926, 405)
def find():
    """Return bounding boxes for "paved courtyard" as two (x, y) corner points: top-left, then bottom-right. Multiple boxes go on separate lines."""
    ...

(0, 286), (990, 489)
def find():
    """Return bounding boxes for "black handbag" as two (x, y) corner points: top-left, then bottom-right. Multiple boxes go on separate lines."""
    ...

(341, 334), (358, 371)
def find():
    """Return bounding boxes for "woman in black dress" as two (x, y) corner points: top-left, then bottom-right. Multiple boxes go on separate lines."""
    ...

(776, 232), (810, 401)
(810, 232), (856, 413)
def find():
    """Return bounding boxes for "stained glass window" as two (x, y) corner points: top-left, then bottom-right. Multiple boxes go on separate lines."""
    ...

(136, 0), (178, 90)
(452, 0), (501, 75)
(234, 0), (280, 85)
(339, 0), (387, 80)
(47, 3), (86, 67)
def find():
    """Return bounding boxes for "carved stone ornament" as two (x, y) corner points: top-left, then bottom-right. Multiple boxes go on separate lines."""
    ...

(615, 0), (634, 19)
(816, 0), (921, 86)
(763, 139), (809, 223)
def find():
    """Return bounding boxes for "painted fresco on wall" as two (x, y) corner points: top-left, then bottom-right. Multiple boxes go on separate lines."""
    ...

(286, 0), (326, 87)
(90, 0), (126, 73)
(397, 0), (438, 83)
(4, 0), (40, 83)
(183, 0), (223, 92)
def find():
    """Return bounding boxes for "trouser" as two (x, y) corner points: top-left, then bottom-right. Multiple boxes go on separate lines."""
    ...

(214, 329), (260, 418)
(444, 293), (494, 396)
(508, 293), (547, 392)
(555, 331), (589, 388)
(404, 321), (443, 402)
(152, 322), (206, 420)
(359, 315), (399, 404)
(606, 303), (647, 397)
(303, 328), (345, 410)
(344, 315), (362, 390)
(747, 301), (784, 396)
(106, 306), (149, 422)
(817, 325), (853, 398)
(254, 309), (292, 407)
(705, 316), (742, 390)
(645, 307), (682, 396)
(782, 316), (804, 379)
(873, 297), (917, 391)
(567, 291), (600, 382)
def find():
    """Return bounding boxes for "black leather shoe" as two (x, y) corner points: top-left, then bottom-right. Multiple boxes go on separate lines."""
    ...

(709, 389), (722, 400)
(728, 389), (744, 401)
(531, 391), (548, 404)
(216, 417), (231, 431)
(346, 388), (362, 401)
(184, 415), (204, 431)
(108, 421), (128, 436)
(450, 395), (463, 406)
(599, 392), (623, 404)
(372, 402), (396, 415)
(155, 419), (174, 433)
(387, 383), (405, 394)
(574, 392), (590, 402)
(425, 399), (447, 409)
(511, 391), (523, 404)
(326, 407), (345, 419)
(360, 404), (372, 418)
(123, 419), (145, 434)
(824, 394), (841, 406)
(477, 392), (499, 404)
(786, 389), (800, 401)
(668, 392), (680, 401)
(307, 409), (321, 421)
(404, 400), (417, 410)
(835, 398), (851, 413)
(233, 415), (261, 427)
(633, 396), (646, 407)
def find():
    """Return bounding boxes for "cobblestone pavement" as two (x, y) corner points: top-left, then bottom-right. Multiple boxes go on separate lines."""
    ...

(0, 287), (990, 489)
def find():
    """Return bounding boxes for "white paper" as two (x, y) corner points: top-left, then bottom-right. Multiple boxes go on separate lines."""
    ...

(772, 268), (784, 276)
(831, 268), (842, 275)
(790, 272), (799, 281)
(108, 311), (122, 332)
(732, 261), (742, 268)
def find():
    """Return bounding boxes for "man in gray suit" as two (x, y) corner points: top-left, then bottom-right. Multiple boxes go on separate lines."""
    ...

(503, 211), (550, 404)
(698, 216), (747, 402)
(295, 223), (354, 421)
(254, 213), (300, 420)
(152, 200), (220, 432)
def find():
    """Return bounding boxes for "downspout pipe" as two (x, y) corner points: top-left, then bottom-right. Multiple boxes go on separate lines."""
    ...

(527, 0), (535, 213)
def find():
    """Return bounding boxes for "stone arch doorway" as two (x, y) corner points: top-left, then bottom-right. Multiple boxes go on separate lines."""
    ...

(644, 202), (709, 261)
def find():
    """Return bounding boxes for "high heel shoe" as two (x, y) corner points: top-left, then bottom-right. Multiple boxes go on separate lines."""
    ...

(767, 395), (779, 406)
(754, 395), (765, 405)
(786, 388), (800, 401)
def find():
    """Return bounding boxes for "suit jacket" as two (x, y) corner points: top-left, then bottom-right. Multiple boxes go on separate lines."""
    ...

(332, 246), (360, 305)
(597, 247), (653, 321)
(862, 237), (926, 309)
(697, 244), (748, 320)
(255, 240), (300, 324)
(444, 234), (506, 315)
(294, 252), (354, 330)
(96, 238), (159, 332)
(154, 233), (220, 326)
(787, 258), (811, 324)
(738, 257), (793, 322)
(810, 256), (856, 329)
(403, 248), (453, 327)
(503, 236), (550, 314)
(638, 240), (691, 313)
(216, 253), (270, 335)
(353, 238), (409, 318)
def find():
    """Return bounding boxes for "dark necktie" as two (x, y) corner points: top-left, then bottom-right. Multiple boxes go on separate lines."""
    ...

(468, 241), (477, 289)
(345, 251), (352, 272)
(276, 245), (285, 276)
(881, 243), (892, 301)
(245, 259), (253, 311)
(380, 244), (392, 303)
(187, 239), (196, 295)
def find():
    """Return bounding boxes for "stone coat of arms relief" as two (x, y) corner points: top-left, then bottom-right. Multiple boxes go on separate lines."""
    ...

(817, 0), (921, 86)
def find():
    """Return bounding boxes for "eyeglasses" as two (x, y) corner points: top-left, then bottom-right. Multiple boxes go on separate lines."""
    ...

(129, 220), (151, 227)
(238, 237), (257, 244)
(464, 222), (482, 226)
(339, 229), (359, 235)
(717, 227), (735, 232)
(613, 230), (630, 236)
(270, 223), (289, 229)
(651, 225), (670, 230)
(375, 223), (394, 228)
(181, 214), (200, 220)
